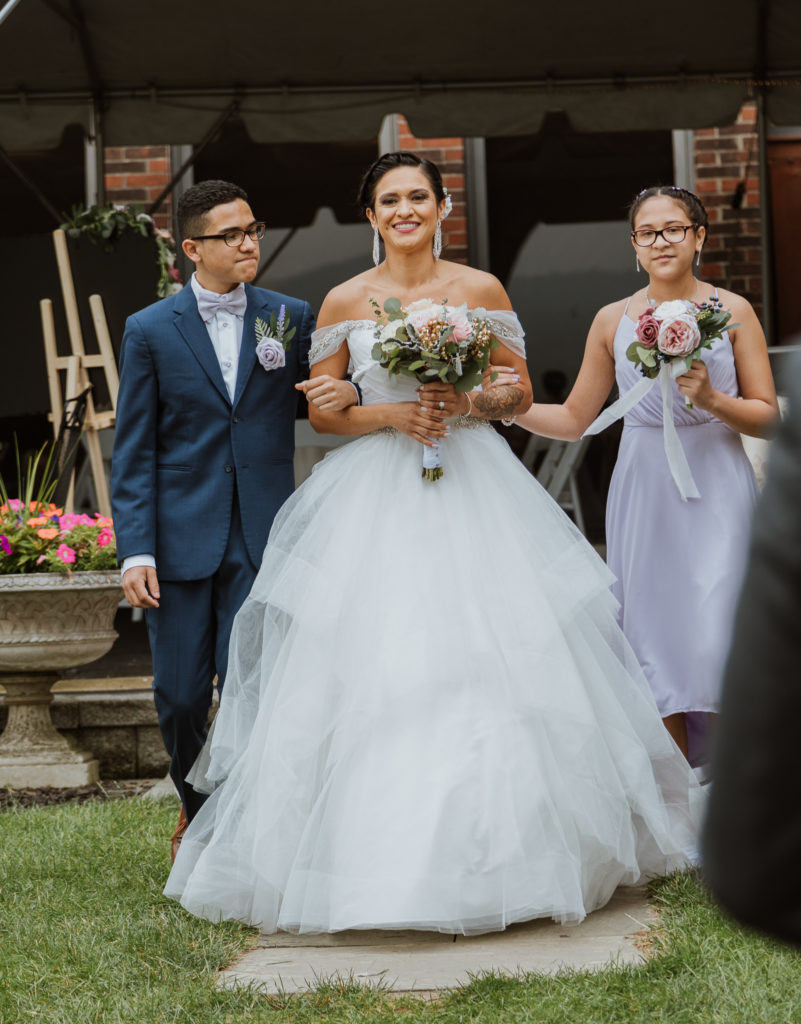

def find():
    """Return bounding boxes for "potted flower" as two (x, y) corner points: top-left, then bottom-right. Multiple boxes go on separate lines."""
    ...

(0, 442), (122, 787)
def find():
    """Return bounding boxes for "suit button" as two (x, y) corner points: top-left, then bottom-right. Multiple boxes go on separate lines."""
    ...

(233, 417), (239, 423)
(224, 465), (233, 473)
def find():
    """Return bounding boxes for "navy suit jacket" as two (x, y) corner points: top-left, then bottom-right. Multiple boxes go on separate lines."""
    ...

(111, 282), (313, 580)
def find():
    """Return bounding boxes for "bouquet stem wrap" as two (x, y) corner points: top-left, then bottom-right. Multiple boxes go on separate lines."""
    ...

(583, 359), (700, 502)
(422, 441), (443, 481)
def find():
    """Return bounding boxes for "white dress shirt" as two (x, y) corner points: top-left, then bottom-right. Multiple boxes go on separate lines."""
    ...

(121, 275), (246, 578)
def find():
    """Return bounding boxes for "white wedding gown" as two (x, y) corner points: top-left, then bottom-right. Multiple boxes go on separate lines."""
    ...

(164, 311), (703, 935)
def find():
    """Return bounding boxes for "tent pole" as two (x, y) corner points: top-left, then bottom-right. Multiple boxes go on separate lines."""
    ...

(94, 104), (105, 204)
(0, 0), (23, 27)
(756, 90), (774, 345)
(88, 100), (105, 205)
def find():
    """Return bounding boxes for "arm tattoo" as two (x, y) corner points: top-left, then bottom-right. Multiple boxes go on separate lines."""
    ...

(472, 384), (524, 420)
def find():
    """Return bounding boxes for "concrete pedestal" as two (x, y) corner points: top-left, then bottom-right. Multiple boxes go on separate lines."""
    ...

(0, 672), (99, 786)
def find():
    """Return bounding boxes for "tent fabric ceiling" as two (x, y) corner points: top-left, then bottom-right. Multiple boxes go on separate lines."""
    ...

(1, 0), (800, 148)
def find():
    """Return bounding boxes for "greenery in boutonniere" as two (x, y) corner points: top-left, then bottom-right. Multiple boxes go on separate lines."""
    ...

(60, 203), (182, 300)
(254, 306), (296, 372)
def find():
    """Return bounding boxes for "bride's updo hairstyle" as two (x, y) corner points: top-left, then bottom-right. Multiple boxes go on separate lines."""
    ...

(358, 152), (446, 214)
(628, 185), (709, 233)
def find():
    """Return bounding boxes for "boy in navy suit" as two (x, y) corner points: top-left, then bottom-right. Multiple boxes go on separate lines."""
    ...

(112, 180), (343, 858)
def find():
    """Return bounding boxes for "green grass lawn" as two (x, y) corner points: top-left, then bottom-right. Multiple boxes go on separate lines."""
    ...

(1, 795), (799, 1023)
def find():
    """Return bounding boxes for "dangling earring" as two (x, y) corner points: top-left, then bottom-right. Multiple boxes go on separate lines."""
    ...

(636, 255), (641, 273)
(372, 226), (381, 267)
(433, 220), (442, 260)
(695, 249), (702, 268)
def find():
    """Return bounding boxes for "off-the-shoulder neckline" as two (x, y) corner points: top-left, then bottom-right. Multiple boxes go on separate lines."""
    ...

(314, 311), (518, 332)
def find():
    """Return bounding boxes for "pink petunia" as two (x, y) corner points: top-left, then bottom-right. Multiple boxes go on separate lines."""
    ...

(0, 534), (11, 555)
(97, 528), (113, 547)
(56, 543), (76, 564)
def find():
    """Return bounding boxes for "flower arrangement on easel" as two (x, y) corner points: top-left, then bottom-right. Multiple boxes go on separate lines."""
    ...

(60, 203), (182, 299)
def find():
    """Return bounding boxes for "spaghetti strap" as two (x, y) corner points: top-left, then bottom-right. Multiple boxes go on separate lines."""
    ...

(623, 296), (633, 315)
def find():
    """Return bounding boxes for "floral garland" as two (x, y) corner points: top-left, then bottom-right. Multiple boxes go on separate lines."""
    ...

(60, 203), (182, 299)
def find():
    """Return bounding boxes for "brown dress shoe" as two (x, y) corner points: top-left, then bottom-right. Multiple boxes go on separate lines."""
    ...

(171, 806), (188, 864)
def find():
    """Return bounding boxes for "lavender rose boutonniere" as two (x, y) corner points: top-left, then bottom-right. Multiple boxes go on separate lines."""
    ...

(255, 306), (296, 371)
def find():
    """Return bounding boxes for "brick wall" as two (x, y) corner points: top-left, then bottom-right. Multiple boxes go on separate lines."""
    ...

(104, 145), (173, 232)
(397, 116), (469, 265)
(693, 101), (763, 318)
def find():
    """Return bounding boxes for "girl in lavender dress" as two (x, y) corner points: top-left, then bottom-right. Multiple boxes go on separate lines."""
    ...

(511, 187), (778, 767)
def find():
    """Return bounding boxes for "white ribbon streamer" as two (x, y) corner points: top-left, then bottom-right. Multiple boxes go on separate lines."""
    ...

(583, 360), (700, 502)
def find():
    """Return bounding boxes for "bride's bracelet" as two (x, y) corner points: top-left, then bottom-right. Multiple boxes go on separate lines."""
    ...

(464, 392), (473, 417)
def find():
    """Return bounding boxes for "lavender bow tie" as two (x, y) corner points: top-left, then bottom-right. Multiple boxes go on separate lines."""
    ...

(196, 287), (247, 322)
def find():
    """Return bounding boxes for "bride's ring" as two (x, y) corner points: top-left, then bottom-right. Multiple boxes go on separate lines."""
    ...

(439, 401), (445, 410)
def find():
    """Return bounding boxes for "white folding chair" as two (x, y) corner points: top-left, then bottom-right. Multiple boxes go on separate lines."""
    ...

(523, 436), (590, 535)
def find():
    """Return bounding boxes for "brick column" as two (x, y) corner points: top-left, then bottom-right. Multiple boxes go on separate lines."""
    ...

(103, 145), (173, 231)
(693, 102), (763, 319)
(397, 116), (468, 265)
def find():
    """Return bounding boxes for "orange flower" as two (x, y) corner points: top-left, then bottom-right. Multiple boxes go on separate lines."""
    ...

(37, 528), (59, 539)
(26, 516), (50, 527)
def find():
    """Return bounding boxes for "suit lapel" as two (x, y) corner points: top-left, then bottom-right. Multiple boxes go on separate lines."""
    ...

(233, 286), (267, 408)
(173, 285), (231, 405)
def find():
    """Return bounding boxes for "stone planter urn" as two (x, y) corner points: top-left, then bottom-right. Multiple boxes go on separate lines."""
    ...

(0, 570), (122, 787)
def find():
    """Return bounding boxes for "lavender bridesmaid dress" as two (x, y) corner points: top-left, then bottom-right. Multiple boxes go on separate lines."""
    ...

(605, 296), (759, 767)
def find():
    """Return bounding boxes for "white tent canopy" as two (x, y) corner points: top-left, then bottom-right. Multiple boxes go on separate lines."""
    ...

(1, 0), (800, 149)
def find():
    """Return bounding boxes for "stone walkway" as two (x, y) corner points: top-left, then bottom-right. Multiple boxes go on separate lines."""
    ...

(218, 887), (655, 995)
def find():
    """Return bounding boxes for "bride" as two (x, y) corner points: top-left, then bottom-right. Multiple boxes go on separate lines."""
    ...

(164, 152), (702, 935)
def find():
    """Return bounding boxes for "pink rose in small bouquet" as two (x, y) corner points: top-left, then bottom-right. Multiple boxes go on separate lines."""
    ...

(634, 310), (659, 348)
(657, 313), (702, 357)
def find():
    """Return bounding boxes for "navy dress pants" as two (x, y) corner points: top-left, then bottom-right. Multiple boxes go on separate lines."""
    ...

(146, 499), (257, 821)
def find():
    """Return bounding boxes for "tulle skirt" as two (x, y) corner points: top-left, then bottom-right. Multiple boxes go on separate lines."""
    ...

(165, 420), (703, 934)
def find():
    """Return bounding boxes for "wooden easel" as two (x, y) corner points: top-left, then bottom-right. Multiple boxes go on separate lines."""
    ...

(40, 229), (119, 516)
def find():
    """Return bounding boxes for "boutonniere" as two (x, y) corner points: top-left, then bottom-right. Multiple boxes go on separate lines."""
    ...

(255, 305), (296, 371)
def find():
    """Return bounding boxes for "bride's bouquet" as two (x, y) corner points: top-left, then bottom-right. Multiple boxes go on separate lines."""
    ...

(627, 297), (736, 408)
(370, 297), (497, 481)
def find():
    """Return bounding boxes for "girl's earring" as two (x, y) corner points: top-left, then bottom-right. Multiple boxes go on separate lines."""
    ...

(695, 249), (702, 268)
(372, 226), (380, 267)
(636, 255), (641, 273)
(433, 220), (442, 260)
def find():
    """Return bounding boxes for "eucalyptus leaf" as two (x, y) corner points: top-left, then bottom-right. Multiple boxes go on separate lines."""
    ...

(636, 346), (657, 368)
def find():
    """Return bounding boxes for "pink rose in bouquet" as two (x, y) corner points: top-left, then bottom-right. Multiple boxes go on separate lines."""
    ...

(635, 310), (660, 348)
(450, 309), (472, 343)
(657, 313), (701, 357)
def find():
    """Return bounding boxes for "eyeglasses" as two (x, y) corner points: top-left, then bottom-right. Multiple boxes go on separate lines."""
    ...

(191, 222), (266, 247)
(631, 224), (697, 247)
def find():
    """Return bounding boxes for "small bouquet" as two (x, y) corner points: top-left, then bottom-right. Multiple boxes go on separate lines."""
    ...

(255, 306), (295, 372)
(370, 297), (497, 480)
(627, 297), (736, 408)
(585, 295), (739, 500)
